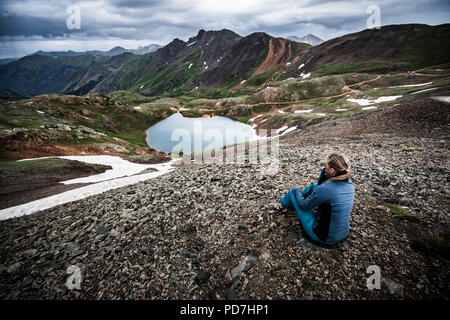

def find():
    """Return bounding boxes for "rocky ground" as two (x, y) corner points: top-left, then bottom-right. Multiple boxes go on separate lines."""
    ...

(0, 97), (448, 300)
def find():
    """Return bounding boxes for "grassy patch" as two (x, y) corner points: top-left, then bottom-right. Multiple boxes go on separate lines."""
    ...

(314, 61), (410, 76)
(387, 204), (420, 222)
(327, 110), (361, 119)
(410, 230), (450, 260)
(108, 90), (153, 105)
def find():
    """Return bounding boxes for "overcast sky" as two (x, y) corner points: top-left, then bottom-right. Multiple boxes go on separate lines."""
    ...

(0, 0), (449, 59)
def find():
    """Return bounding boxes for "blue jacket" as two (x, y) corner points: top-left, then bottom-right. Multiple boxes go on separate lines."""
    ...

(294, 168), (355, 244)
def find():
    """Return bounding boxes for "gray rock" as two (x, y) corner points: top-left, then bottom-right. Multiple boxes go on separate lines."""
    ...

(7, 262), (22, 274)
(226, 255), (259, 281)
(382, 277), (404, 297)
(110, 229), (120, 237)
(195, 270), (211, 284)
(96, 225), (112, 235)
(284, 231), (299, 244)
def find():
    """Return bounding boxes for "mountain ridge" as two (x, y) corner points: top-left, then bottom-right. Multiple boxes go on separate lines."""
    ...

(0, 24), (449, 98)
(287, 34), (324, 46)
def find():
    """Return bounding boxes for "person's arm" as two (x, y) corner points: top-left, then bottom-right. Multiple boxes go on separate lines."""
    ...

(317, 167), (328, 185)
(293, 184), (329, 211)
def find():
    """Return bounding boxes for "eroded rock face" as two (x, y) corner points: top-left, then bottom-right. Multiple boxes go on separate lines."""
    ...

(252, 38), (293, 76)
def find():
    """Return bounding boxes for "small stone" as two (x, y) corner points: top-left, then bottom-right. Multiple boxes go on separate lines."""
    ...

(7, 262), (22, 274)
(284, 231), (299, 244)
(382, 277), (404, 297)
(195, 270), (211, 284)
(96, 225), (112, 235)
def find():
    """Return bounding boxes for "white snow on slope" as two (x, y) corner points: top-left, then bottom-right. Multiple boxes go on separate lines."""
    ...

(390, 82), (432, 88)
(347, 95), (402, 106)
(298, 63), (305, 70)
(187, 41), (197, 47)
(249, 114), (263, 122)
(294, 109), (313, 113)
(276, 126), (288, 134)
(0, 157), (181, 220)
(412, 88), (437, 95)
(300, 72), (311, 79)
(279, 126), (297, 135)
(188, 63), (193, 69)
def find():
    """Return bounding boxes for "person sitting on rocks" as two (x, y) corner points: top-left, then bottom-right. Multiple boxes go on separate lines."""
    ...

(274, 153), (355, 246)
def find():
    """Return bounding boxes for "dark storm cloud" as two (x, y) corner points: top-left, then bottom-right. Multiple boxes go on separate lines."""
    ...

(0, 0), (449, 58)
(0, 14), (72, 37)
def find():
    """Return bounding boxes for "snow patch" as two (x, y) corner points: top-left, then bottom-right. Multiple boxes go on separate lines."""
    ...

(249, 114), (263, 122)
(361, 106), (377, 110)
(187, 41), (197, 47)
(240, 80), (246, 84)
(294, 109), (313, 113)
(390, 82), (432, 88)
(0, 157), (181, 220)
(298, 63), (305, 70)
(412, 88), (437, 95)
(36, 110), (44, 114)
(347, 95), (402, 106)
(300, 72), (311, 79)
(280, 126), (297, 136)
(188, 63), (193, 69)
(276, 125), (288, 134)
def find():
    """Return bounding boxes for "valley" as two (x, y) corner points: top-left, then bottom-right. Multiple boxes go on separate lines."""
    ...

(0, 23), (449, 300)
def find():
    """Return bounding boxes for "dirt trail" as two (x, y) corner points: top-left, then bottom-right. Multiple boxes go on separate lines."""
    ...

(247, 75), (383, 109)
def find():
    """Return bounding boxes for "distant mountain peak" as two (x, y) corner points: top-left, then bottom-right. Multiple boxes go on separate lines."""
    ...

(287, 34), (324, 46)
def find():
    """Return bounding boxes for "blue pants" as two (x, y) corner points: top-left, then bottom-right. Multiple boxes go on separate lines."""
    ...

(279, 182), (328, 245)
